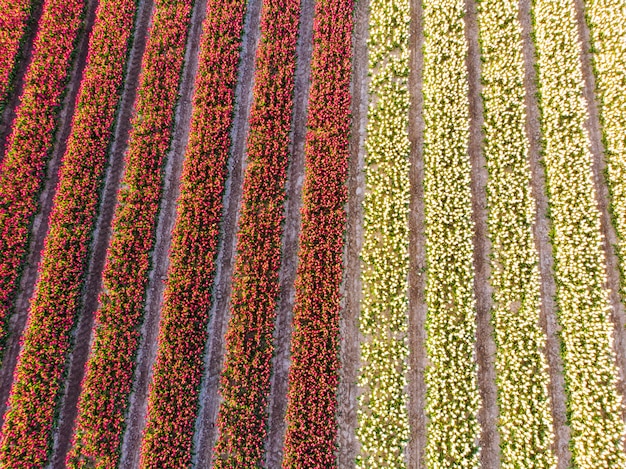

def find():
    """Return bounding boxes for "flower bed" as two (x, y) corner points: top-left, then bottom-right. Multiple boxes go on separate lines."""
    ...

(355, 0), (410, 465)
(421, 0), (480, 466)
(137, 0), (247, 466)
(281, 0), (353, 465)
(212, 0), (300, 464)
(531, 0), (626, 466)
(64, 1), (194, 467)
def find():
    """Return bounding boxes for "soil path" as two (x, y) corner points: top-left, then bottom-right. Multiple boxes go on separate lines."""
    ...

(46, 1), (155, 466)
(336, 0), (368, 465)
(190, 0), (263, 463)
(0, 0), (45, 161)
(0, 0), (98, 427)
(406, 0), (426, 465)
(117, 0), (208, 465)
(263, 0), (314, 463)
(519, 0), (572, 465)
(463, 1), (501, 466)
(572, 0), (626, 434)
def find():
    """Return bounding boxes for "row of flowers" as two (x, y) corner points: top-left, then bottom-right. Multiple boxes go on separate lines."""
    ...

(64, 1), (194, 467)
(0, 0), (139, 466)
(0, 0), (37, 112)
(421, 0), (480, 466)
(0, 0), (83, 366)
(137, 0), (248, 466)
(212, 0), (301, 463)
(531, 0), (626, 466)
(281, 0), (353, 465)
(476, 0), (556, 467)
(356, 0), (410, 464)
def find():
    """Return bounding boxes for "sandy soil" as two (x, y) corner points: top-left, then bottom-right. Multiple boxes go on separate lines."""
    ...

(0, 0), (98, 428)
(463, 1), (501, 467)
(335, 0), (369, 465)
(263, 0), (314, 463)
(406, 0), (426, 465)
(571, 0), (626, 438)
(45, 1), (155, 466)
(0, 0), (45, 161)
(518, 0), (572, 466)
(116, 0), (208, 465)
(190, 0), (263, 463)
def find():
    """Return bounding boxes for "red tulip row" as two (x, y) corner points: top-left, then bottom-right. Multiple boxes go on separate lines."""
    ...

(282, 0), (353, 465)
(138, 0), (248, 466)
(0, 0), (38, 111)
(212, 0), (301, 464)
(0, 1), (139, 466)
(64, 1), (194, 467)
(0, 0), (83, 365)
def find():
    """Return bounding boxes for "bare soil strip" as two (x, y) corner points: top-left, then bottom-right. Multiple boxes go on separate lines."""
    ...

(44, 1), (155, 466)
(463, 0), (501, 466)
(572, 0), (626, 432)
(262, 0), (314, 464)
(0, 0), (45, 160)
(0, 0), (98, 427)
(336, 0), (368, 465)
(406, 0), (426, 466)
(116, 0), (208, 466)
(190, 0), (263, 463)
(518, 0), (572, 465)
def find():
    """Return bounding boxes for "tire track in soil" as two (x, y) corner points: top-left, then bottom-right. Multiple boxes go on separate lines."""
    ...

(0, 0), (45, 161)
(190, 0), (262, 463)
(117, 0), (208, 465)
(46, 0), (155, 466)
(336, 0), (368, 464)
(263, 0), (314, 463)
(572, 0), (626, 437)
(519, 0), (572, 465)
(406, 0), (426, 463)
(0, 0), (98, 427)
(463, 0), (501, 466)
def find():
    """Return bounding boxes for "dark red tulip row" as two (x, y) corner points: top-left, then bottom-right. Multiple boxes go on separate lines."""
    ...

(0, 0), (83, 367)
(212, 0), (301, 464)
(64, 1), (194, 467)
(138, 0), (247, 466)
(282, 0), (353, 466)
(0, 0), (39, 111)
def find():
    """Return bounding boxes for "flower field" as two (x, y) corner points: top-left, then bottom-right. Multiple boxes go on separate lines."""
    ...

(0, 0), (624, 466)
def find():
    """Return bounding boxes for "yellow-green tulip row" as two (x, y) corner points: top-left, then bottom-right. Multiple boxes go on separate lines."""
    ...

(477, 0), (556, 467)
(422, 0), (480, 467)
(356, 0), (411, 464)
(532, 0), (626, 466)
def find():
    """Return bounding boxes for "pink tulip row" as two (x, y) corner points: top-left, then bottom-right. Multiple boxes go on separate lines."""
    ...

(282, 0), (353, 465)
(64, 1), (194, 467)
(0, 0), (83, 366)
(137, 0), (247, 466)
(212, 0), (301, 464)
(0, 0), (37, 111)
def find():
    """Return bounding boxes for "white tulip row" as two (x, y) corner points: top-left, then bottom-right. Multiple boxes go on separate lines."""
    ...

(532, 0), (626, 466)
(356, 0), (411, 464)
(586, 1), (626, 302)
(422, 1), (480, 467)
(476, 0), (557, 467)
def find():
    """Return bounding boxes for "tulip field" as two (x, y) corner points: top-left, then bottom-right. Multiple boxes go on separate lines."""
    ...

(0, 0), (625, 466)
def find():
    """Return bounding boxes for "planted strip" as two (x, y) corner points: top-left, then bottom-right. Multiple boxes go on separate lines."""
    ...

(422, 0), (480, 466)
(64, 1), (194, 467)
(476, 0), (556, 466)
(355, 0), (410, 465)
(137, 0), (247, 466)
(212, 0), (300, 463)
(531, 0), (626, 466)
(281, 0), (353, 465)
